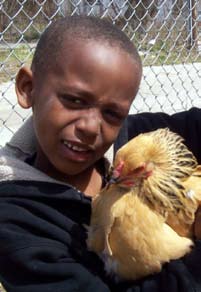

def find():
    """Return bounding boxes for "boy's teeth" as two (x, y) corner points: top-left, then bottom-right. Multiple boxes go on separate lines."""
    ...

(63, 141), (87, 152)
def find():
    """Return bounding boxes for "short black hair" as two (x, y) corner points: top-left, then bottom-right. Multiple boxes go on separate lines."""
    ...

(31, 15), (141, 73)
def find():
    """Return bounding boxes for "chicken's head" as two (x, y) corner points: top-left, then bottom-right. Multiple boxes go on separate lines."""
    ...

(108, 133), (156, 189)
(108, 160), (153, 188)
(108, 128), (197, 193)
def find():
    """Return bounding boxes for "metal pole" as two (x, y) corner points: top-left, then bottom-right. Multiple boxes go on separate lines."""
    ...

(191, 0), (197, 46)
(188, 0), (197, 48)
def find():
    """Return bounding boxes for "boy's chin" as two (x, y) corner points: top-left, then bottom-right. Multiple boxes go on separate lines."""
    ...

(55, 161), (96, 177)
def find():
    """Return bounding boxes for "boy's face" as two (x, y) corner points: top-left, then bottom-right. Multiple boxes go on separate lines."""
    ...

(21, 41), (141, 178)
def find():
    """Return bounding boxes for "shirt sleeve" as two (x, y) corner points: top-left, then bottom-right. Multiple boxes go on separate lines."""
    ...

(0, 181), (110, 292)
(0, 241), (110, 292)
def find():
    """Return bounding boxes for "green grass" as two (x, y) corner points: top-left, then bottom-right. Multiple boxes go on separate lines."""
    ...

(141, 47), (201, 66)
(0, 42), (200, 84)
(136, 37), (201, 66)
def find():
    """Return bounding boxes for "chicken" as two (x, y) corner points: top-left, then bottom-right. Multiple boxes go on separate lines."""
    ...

(87, 128), (201, 281)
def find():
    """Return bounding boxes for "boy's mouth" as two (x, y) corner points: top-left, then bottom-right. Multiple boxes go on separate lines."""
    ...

(60, 139), (94, 162)
(63, 140), (89, 152)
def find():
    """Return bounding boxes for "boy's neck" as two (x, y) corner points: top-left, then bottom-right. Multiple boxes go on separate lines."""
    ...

(64, 166), (103, 197)
(34, 156), (104, 197)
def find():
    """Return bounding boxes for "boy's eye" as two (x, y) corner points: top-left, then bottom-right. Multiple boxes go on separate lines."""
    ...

(103, 109), (125, 125)
(73, 99), (82, 104)
(59, 94), (85, 107)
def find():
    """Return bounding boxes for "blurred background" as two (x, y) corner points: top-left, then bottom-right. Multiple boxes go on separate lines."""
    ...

(0, 0), (201, 146)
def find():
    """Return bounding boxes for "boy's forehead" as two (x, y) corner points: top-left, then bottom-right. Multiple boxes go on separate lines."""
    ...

(58, 38), (138, 70)
(52, 40), (139, 81)
(36, 38), (141, 93)
(32, 38), (140, 112)
(61, 38), (107, 57)
(60, 37), (134, 59)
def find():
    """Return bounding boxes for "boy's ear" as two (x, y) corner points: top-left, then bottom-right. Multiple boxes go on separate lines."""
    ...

(15, 66), (34, 109)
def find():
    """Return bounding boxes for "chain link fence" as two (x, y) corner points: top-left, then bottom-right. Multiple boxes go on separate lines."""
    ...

(0, 0), (201, 146)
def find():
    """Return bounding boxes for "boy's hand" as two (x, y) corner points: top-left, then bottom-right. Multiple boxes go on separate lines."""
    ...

(194, 206), (201, 239)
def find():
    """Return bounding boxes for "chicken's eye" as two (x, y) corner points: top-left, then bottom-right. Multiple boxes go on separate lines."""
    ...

(132, 165), (146, 175)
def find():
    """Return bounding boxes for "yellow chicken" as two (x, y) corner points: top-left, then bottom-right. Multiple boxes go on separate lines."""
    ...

(87, 128), (201, 281)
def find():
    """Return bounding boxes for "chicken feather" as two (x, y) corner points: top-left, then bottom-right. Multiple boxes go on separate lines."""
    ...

(87, 128), (200, 281)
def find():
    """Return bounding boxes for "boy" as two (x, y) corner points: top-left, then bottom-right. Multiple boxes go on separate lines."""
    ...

(0, 15), (201, 292)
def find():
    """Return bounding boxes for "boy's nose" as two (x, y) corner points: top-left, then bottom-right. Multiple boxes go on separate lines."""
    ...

(75, 110), (102, 144)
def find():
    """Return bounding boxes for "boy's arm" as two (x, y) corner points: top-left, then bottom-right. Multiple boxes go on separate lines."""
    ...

(0, 181), (110, 292)
(127, 107), (201, 163)
(1, 236), (201, 292)
(110, 241), (201, 292)
(0, 245), (109, 292)
(1, 180), (201, 292)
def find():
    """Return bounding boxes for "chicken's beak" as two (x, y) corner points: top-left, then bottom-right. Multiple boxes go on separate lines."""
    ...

(106, 166), (125, 188)
(106, 175), (136, 189)
(105, 176), (119, 189)
(106, 160), (124, 187)
(108, 176), (119, 184)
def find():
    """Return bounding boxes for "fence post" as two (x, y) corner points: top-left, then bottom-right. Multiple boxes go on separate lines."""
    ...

(187, 0), (198, 48)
